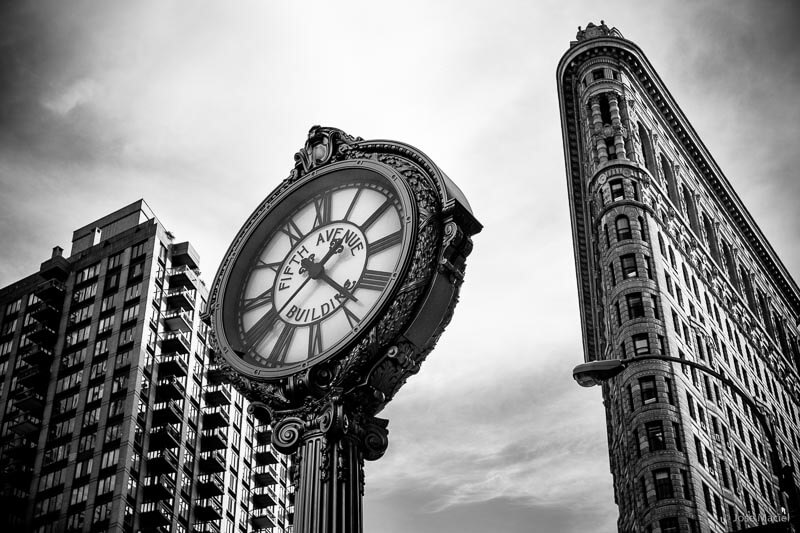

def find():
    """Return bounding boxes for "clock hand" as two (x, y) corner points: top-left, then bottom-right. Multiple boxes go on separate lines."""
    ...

(300, 238), (344, 279)
(316, 272), (359, 303)
(317, 238), (345, 268)
(276, 276), (312, 315)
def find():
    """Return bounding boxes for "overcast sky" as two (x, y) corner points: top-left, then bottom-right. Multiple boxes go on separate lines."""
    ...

(2, 1), (799, 532)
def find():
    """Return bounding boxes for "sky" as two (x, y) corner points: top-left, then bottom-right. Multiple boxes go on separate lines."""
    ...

(1, 1), (800, 532)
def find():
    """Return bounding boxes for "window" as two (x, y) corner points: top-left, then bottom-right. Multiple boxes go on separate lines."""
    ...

(98, 315), (115, 334)
(97, 474), (116, 495)
(87, 383), (105, 403)
(653, 469), (673, 500)
(128, 261), (145, 281)
(76, 263), (100, 284)
(659, 517), (679, 533)
(122, 303), (140, 324)
(646, 421), (666, 451)
(615, 215), (632, 240)
(632, 333), (649, 356)
(124, 282), (142, 301)
(104, 271), (121, 292)
(672, 422), (683, 451)
(73, 283), (97, 303)
(119, 327), (135, 346)
(639, 376), (657, 404)
(69, 483), (89, 505)
(620, 254), (637, 278)
(626, 293), (644, 319)
(101, 448), (120, 470)
(108, 251), (124, 270)
(130, 241), (147, 259)
(5, 298), (21, 314)
(651, 294), (661, 320)
(610, 179), (624, 201)
(609, 262), (617, 285)
(66, 325), (91, 347)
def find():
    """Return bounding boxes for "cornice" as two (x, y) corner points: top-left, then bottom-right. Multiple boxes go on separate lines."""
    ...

(558, 34), (800, 317)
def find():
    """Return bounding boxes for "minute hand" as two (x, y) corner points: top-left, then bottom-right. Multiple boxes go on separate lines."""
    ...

(317, 272), (359, 303)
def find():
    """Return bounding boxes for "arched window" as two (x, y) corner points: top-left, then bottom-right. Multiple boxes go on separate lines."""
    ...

(638, 123), (657, 177)
(660, 154), (680, 206)
(616, 215), (632, 241)
(721, 241), (739, 289)
(681, 184), (700, 234)
(740, 266), (757, 312)
(702, 213), (721, 263)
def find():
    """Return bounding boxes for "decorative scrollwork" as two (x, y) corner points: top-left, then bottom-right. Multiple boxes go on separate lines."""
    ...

(272, 417), (305, 454)
(361, 418), (389, 462)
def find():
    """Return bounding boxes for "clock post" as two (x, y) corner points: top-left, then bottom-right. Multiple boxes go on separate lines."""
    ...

(206, 126), (481, 532)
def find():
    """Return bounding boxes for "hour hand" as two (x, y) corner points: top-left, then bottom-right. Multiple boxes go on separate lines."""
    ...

(317, 272), (359, 303)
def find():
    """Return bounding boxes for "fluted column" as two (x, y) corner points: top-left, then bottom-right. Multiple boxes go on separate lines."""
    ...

(591, 97), (609, 163)
(271, 397), (389, 533)
(608, 93), (627, 160)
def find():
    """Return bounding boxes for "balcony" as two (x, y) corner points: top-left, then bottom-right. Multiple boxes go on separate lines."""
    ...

(163, 310), (193, 332)
(10, 414), (41, 436)
(170, 242), (199, 270)
(157, 353), (188, 378)
(146, 448), (179, 474)
(143, 474), (176, 502)
(27, 322), (57, 346)
(194, 523), (221, 533)
(194, 498), (223, 522)
(149, 425), (181, 450)
(39, 253), (69, 281)
(253, 469), (278, 487)
(155, 378), (185, 402)
(165, 288), (195, 311)
(17, 366), (49, 388)
(255, 428), (272, 446)
(139, 501), (172, 527)
(15, 389), (45, 416)
(254, 451), (279, 466)
(24, 345), (53, 366)
(160, 331), (191, 355)
(205, 366), (226, 386)
(201, 408), (229, 430)
(168, 265), (199, 289)
(203, 386), (231, 407)
(5, 466), (33, 491)
(5, 439), (37, 462)
(152, 401), (182, 427)
(34, 279), (65, 304)
(199, 450), (226, 474)
(251, 511), (276, 530)
(30, 302), (61, 324)
(196, 473), (224, 498)
(200, 428), (228, 451)
(252, 490), (277, 509)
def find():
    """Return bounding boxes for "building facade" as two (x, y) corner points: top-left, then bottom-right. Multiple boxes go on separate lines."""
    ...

(0, 200), (293, 533)
(559, 23), (800, 532)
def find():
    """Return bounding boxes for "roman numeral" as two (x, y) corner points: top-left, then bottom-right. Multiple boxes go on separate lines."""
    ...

(242, 288), (274, 312)
(367, 231), (402, 256)
(308, 322), (323, 357)
(280, 219), (304, 246)
(343, 188), (363, 222)
(359, 270), (392, 291)
(341, 305), (361, 329)
(254, 259), (281, 272)
(244, 307), (278, 350)
(267, 324), (295, 365)
(360, 199), (391, 231)
(313, 192), (332, 227)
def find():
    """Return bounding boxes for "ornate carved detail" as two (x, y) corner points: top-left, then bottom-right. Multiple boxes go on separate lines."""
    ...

(207, 126), (480, 532)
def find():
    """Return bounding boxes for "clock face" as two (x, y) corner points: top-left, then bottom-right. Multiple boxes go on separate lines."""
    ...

(217, 165), (415, 379)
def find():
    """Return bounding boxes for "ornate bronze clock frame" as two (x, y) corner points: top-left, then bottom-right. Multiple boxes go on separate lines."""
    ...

(206, 126), (481, 532)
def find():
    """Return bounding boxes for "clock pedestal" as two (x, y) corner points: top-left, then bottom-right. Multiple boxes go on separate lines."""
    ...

(208, 126), (482, 533)
(254, 395), (388, 533)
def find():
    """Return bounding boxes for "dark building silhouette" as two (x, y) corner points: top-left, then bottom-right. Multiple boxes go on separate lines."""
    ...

(559, 22), (800, 532)
(0, 200), (292, 532)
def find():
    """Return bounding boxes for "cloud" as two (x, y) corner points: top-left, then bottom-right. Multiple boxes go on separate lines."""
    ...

(41, 78), (100, 115)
